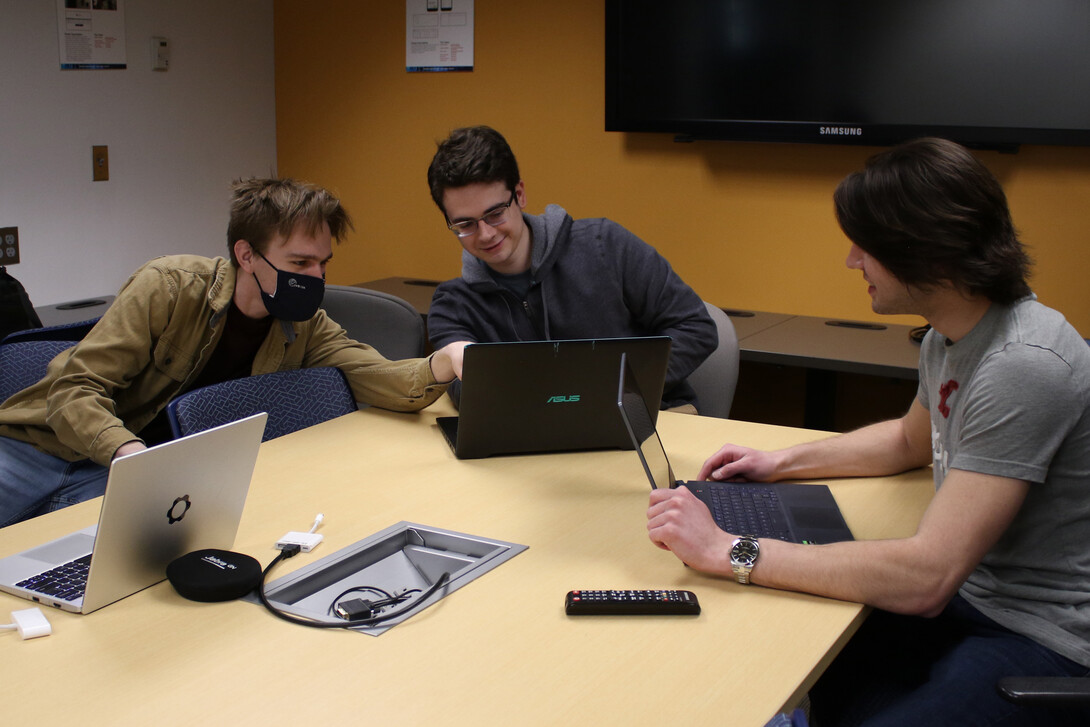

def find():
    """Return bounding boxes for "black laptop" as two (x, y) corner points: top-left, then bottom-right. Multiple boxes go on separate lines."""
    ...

(438, 336), (671, 459)
(616, 353), (854, 544)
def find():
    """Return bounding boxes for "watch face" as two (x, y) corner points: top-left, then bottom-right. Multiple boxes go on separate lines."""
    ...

(732, 539), (759, 566)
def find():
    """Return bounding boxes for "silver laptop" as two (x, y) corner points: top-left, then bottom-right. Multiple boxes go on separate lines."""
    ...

(0, 413), (267, 614)
(616, 354), (854, 545)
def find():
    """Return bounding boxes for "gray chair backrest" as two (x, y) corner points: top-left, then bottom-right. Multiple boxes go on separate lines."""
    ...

(321, 285), (426, 360)
(686, 302), (740, 419)
(166, 367), (357, 441)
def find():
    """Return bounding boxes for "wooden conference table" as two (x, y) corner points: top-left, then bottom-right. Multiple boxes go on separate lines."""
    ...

(0, 400), (933, 726)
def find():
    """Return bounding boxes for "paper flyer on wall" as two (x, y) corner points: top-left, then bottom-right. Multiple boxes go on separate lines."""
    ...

(57, 0), (127, 70)
(406, 0), (473, 72)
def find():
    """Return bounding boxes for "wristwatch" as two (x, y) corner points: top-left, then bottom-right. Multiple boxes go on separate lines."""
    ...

(729, 536), (760, 585)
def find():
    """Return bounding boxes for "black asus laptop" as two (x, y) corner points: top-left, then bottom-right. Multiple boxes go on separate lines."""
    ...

(438, 336), (671, 459)
(616, 353), (854, 544)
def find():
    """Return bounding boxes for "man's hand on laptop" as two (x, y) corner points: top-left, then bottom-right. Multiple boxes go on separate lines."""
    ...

(113, 441), (147, 460)
(432, 340), (472, 382)
(697, 444), (781, 482)
(647, 486), (733, 575)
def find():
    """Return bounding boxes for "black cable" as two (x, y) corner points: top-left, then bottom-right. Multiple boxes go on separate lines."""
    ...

(257, 545), (450, 629)
(326, 585), (421, 617)
(326, 585), (396, 616)
(337, 585), (397, 601)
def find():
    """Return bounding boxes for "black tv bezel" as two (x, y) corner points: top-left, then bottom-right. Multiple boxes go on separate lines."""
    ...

(603, 1), (1090, 152)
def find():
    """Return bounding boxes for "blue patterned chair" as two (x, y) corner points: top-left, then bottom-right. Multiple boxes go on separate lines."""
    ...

(166, 367), (358, 441)
(1, 317), (101, 344)
(0, 339), (75, 403)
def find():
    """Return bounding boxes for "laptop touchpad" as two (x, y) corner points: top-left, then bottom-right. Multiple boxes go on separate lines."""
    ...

(790, 506), (846, 531)
(23, 533), (96, 565)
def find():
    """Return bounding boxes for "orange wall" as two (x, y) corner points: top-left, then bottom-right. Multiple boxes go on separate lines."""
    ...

(274, 0), (1090, 334)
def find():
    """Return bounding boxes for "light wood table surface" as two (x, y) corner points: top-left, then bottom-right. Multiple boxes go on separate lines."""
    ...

(0, 399), (933, 726)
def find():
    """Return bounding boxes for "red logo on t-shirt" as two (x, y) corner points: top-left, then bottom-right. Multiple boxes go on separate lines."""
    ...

(938, 380), (959, 418)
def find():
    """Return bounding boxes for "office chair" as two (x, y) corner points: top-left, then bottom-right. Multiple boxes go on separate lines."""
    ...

(166, 367), (358, 442)
(0, 339), (75, 402)
(686, 302), (740, 419)
(320, 285), (426, 360)
(0, 316), (101, 344)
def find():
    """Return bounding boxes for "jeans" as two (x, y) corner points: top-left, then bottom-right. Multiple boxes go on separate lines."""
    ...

(0, 436), (108, 527)
(809, 595), (1090, 727)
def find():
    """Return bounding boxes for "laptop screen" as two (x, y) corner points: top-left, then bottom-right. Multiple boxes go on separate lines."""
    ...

(448, 336), (672, 459)
(616, 353), (676, 490)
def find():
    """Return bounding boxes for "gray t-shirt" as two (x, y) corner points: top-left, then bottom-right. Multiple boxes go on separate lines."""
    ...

(918, 294), (1090, 667)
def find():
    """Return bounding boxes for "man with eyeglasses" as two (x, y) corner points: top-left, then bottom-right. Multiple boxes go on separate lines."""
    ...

(427, 125), (716, 412)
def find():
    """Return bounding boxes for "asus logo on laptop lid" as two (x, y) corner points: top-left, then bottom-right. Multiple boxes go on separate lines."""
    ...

(435, 336), (672, 459)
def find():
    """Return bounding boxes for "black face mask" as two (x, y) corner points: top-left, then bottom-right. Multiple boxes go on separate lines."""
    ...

(253, 251), (325, 321)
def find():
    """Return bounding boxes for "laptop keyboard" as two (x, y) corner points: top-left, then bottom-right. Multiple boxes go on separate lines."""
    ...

(16, 554), (91, 602)
(706, 485), (791, 541)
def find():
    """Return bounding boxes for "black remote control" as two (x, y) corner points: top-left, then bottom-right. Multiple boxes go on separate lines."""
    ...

(564, 589), (700, 616)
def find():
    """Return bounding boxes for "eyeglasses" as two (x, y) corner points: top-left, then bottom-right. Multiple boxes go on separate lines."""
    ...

(447, 193), (516, 238)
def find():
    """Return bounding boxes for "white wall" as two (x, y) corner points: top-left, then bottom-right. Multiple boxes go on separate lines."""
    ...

(0, 0), (276, 307)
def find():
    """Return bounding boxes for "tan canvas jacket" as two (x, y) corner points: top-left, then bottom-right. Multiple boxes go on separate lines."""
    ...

(0, 255), (446, 465)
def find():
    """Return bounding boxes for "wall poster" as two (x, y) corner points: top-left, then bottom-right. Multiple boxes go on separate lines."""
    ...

(406, 0), (474, 72)
(57, 0), (127, 70)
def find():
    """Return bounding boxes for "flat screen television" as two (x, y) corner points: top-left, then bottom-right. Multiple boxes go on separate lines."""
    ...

(605, 0), (1090, 151)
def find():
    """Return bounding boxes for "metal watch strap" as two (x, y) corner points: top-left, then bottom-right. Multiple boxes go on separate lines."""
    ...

(730, 535), (760, 585)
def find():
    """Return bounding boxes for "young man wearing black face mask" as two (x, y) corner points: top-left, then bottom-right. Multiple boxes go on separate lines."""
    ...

(0, 178), (457, 527)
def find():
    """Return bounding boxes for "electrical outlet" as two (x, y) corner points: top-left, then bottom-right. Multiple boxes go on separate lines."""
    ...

(0, 227), (19, 266)
(92, 145), (109, 181)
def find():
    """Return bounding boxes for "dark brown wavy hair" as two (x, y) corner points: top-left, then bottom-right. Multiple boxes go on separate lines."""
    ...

(834, 138), (1031, 304)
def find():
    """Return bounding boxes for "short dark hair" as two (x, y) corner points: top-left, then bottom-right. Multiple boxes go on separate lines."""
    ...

(833, 137), (1031, 304)
(427, 126), (521, 216)
(226, 178), (353, 265)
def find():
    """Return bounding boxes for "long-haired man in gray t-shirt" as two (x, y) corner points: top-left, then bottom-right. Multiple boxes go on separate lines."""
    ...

(647, 137), (1090, 726)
